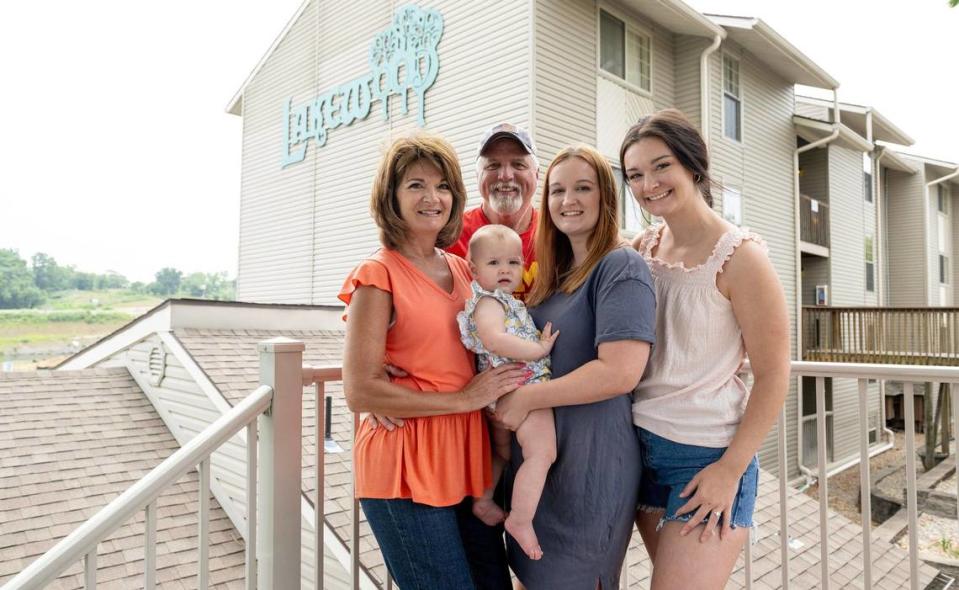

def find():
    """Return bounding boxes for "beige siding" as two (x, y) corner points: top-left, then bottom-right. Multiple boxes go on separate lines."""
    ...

(709, 42), (799, 476)
(799, 147), (828, 203)
(237, 1), (532, 304)
(952, 187), (959, 305)
(828, 145), (868, 306)
(801, 255), (829, 306)
(795, 102), (828, 121)
(594, 4), (676, 160)
(310, 0), (532, 304)
(535, 0), (596, 165)
(885, 168), (927, 305)
(672, 35), (705, 130)
(237, 0), (319, 302)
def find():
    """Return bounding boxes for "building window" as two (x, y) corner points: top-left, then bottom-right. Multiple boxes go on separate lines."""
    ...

(723, 55), (742, 142)
(723, 187), (742, 225)
(613, 164), (647, 233)
(801, 377), (834, 467)
(863, 153), (873, 203)
(599, 9), (651, 92)
(865, 235), (875, 292)
(941, 254), (949, 285)
(938, 185), (948, 214)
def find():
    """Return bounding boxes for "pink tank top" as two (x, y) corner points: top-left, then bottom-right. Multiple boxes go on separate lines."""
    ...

(633, 224), (767, 448)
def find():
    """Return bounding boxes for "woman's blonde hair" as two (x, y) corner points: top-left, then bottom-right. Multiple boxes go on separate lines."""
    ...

(526, 145), (622, 307)
(370, 134), (466, 249)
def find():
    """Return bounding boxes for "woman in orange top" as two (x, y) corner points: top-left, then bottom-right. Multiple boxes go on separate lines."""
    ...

(340, 134), (525, 590)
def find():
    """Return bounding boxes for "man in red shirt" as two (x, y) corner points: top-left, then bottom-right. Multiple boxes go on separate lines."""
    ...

(447, 123), (540, 300)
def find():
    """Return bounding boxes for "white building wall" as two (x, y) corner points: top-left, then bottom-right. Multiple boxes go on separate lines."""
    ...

(534, 0), (597, 167)
(885, 168), (927, 306)
(593, 4), (676, 161)
(237, 1), (532, 305)
(237, 0), (319, 303)
(708, 42), (800, 476)
(828, 145), (868, 306)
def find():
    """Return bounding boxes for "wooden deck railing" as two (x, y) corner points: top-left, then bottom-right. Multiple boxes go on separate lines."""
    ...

(803, 306), (959, 365)
(799, 194), (830, 249)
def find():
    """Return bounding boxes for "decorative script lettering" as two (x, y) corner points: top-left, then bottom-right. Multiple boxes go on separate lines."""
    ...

(282, 5), (444, 167)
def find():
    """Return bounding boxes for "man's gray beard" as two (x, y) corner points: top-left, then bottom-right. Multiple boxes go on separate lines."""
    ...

(489, 194), (523, 217)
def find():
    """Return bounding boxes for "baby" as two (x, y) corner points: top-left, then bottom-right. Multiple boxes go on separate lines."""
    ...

(456, 224), (558, 561)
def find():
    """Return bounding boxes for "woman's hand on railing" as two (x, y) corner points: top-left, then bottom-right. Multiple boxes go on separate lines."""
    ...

(463, 363), (527, 411)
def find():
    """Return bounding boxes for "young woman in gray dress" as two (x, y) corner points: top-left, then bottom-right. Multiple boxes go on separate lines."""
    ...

(493, 145), (656, 589)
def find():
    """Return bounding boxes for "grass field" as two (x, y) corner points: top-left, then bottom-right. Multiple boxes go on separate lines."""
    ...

(1, 290), (163, 369)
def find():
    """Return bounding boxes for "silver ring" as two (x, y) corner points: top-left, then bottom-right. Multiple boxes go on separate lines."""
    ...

(713, 511), (722, 517)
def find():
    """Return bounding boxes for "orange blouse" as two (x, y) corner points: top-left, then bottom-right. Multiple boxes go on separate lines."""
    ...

(338, 248), (491, 507)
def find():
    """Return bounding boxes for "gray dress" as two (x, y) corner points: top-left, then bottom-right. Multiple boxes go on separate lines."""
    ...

(506, 248), (656, 589)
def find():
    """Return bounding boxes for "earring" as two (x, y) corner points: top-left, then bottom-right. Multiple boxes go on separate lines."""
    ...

(695, 174), (703, 183)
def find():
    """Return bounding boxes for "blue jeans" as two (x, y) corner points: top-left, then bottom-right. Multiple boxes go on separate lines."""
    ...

(637, 428), (759, 529)
(360, 497), (510, 590)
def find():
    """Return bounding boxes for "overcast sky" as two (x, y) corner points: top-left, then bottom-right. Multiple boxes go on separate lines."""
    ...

(1, 1), (956, 284)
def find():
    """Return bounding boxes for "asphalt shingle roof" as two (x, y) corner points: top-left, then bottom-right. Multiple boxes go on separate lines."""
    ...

(0, 368), (246, 589)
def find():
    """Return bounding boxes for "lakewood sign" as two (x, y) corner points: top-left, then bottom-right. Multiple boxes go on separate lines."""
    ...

(282, 5), (444, 167)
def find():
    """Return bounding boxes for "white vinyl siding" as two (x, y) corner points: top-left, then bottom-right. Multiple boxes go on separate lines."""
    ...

(672, 35), (707, 131)
(709, 43), (798, 476)
(237, 1), (532, 304)
(828, 145), (868, 306)
(885, 168), (927, 305)
(237, 0), (320, 303)
(594, 7), (674, 161)
(801, 255), (830, 306)
(535, 0), (597, 171)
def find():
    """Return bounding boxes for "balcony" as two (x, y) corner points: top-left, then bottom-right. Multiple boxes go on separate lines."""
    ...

(800, 194), (830, 255)
(6, 339), (958, 589)
(803, 306), (959, 365)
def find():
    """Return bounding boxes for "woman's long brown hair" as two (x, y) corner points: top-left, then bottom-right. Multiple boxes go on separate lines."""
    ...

(526, 145), (622, 307)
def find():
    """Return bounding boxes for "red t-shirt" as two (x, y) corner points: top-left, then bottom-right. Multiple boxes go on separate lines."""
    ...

(447, 207), (538, 301)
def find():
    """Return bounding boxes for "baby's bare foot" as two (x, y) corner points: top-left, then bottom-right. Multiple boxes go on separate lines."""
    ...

(472, 498), (505, 526)
(505, 515), (543, 560)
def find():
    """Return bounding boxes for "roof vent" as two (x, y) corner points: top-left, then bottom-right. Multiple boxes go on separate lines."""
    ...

(147, 344), (167, 386)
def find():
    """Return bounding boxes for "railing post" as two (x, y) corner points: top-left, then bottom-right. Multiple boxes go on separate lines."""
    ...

(258, 338), (305, 590)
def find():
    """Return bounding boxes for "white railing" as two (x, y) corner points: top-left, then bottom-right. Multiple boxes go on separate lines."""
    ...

(4, 338), (306, 590)
(10, 351), (957, 589)
(724, 360), (959, 590)
(301, 366), (393, 590)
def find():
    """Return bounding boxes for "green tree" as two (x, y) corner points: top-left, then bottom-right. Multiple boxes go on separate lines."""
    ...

(178, 271), (235, 300)
(31, 252), (70, 292)
(180, 272), (210, 298)
(72, 271), (96, 291)
(952, 0), (958, 8)
(0, 249), (45, 308)
(95, 271), (128, 290)
(151, 267), (182, 296)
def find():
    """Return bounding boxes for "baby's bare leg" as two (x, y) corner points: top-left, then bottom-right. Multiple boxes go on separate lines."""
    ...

(504, 408), (556, 560)
(473, 423), (511, 526)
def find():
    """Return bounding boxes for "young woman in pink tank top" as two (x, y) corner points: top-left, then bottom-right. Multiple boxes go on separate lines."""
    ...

(620, 109), (791, 589)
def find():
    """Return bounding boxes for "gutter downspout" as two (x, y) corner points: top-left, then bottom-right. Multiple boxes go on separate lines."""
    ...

(699, 34), (722, 146)
(873, 145), (896, 445)
(927, 167), (959, 305)
(794, 89), (841, 484)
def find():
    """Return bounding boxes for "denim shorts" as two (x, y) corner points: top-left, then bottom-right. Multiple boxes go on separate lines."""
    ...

(637, 428), (759, 530)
